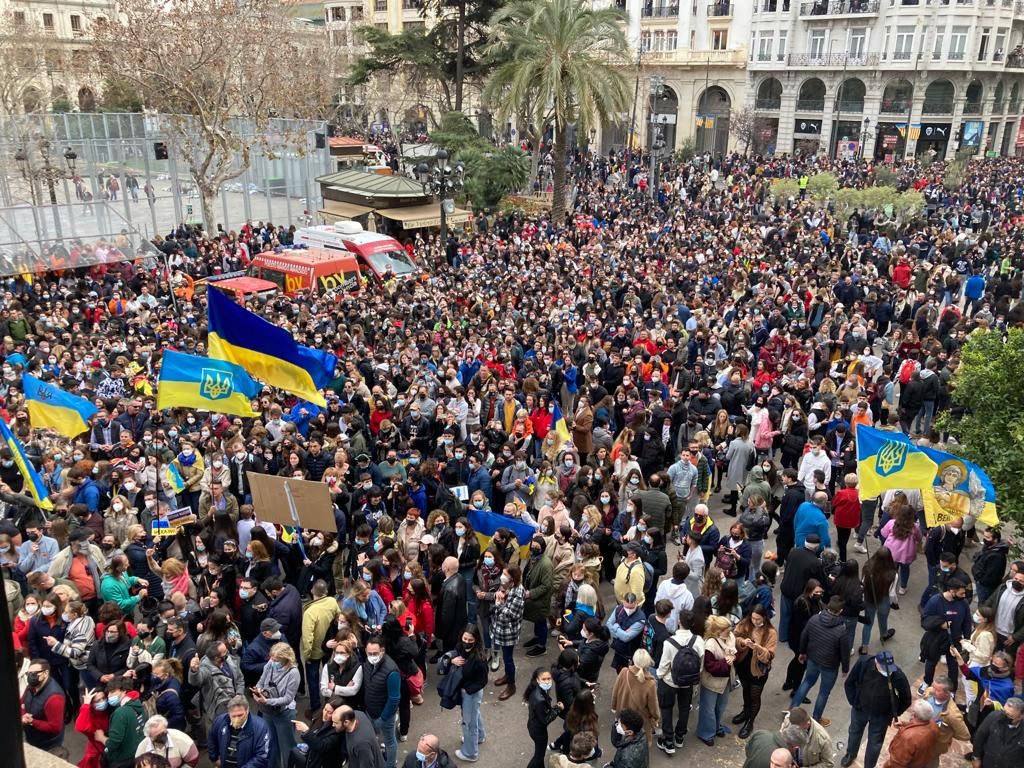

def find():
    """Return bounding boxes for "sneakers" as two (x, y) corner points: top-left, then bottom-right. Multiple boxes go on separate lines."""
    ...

(898, 586), (907, 595)
(489, 654), (500, 672)
(454, 749), (479, 762)
(399, 733), (408, 742)
(917, 683), (927, 695)
(840, 754), (856, 768)
(853, 542), (868, 554)
(526, 645), (547, 657)
(657, 738), (677, 755)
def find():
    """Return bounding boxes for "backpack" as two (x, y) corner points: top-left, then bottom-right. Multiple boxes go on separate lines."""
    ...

(624, 559), (649, 592)
(666, 635), (702, 687)
(898, 358), (919, 385)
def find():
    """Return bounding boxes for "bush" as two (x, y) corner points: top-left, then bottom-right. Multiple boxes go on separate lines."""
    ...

(770, 178), (800, 202)
(674, 138), (696, 162)
(873, 166), (897, 187)
(806, 172), (839, 201)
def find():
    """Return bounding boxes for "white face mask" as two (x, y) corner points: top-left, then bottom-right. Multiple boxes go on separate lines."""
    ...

(25, 604), (38, 615)
(334, 654), (348, 665)
(616, 721), (627, 736)
(366, 654), (383, 665)
(112, 502), (124, 512)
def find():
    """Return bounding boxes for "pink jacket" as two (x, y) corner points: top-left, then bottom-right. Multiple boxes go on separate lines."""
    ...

(880, 518), (922, 565)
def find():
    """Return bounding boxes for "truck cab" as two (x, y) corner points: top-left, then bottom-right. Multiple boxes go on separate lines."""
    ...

(293, 222), (421, 282)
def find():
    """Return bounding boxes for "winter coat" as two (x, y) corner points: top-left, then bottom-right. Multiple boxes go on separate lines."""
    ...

(490, 584), (526, 647)
(523, 554), (554, 624)
(973, 541), (1010, 589)
(100, 572), (142, 613)
(610, 667), (659, 743)
(188, 655), (244, 728)
(267, 584), (303, 646)
(884, 719), (939, 768)
(207, 710), (273, 768)
(800, 610), (851, 672)
(75, 702), (111, 768)
(87, 638), (131, 681)
(301, 596), (339, 662)
(609, 732), (649, 768)
(973, 710), (1024, 768)
(920, 687), (970, 758)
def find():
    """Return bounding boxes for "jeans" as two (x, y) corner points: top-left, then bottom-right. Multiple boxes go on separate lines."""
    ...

(845, 707), (891, 768)
(749, 539), (764, 578)
(262, 707), (298, 768)
(861, 599), (891, 647)
(373, 714), (398, 768)
(696, 685), (731, 740)
(779, 594), (794, 644)
(842, 617), (858, 654)
(461, 569), (478, 624)
(857, 499), (877, 542)
(499, 643), (517, 685)
(790, 659), (839, 722)
(657, 679), (693, 743)
(532, 620), (548, 648)
(460, 688), (486, 759)
(897, 562), (911, 590)
(304, 659), (322, 711)
(914, 401), (936, 436)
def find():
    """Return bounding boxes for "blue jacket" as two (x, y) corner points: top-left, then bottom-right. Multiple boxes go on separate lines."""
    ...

(467, 466), (492, 503)
(794, 502), (832, 549)
(458, 360), (481, 386)
(285, 401), (322, 438)
(208, 710), (274, 768)
(341, 591), (387, 629)
(154, 678), (186, 730)
(241, 633), (275, 677)
(267, 584), (303, 646)
(73, 478), (102, 513)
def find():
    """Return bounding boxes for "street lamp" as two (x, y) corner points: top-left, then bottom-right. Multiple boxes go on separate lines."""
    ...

(417, 147), (464, 244)
(859, 116), (873, 160)
(14, 136), (67, 206)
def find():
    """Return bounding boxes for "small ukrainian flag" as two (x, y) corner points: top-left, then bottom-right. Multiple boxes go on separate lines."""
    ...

(22, 373), (97, 438)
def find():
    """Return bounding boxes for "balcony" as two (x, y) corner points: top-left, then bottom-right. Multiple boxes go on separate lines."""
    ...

(374, 0), (386, 9)
(880, 100), (912, 114)
(642, 2), (680, 15)
(1008, 53), (1024, 68)
(795, 98), (825, 110)
(836, 99), (865, 112)
(706, 0), (732, 14)
(799, 0), (879, 13)
(892, 51), (913, 60)
(759, 0), (791, 8)
(921, 100), (954, 114)
(786, 51), (880, 66)
(401, 0), (422, 9)
(755, 97), (782, 109)
(963, 100), (983, 114)
(643, 48), (747, 65)
(1010, 99), (1022, 112)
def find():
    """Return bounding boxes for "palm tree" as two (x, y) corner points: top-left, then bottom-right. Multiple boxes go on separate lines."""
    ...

(485, 0), (630, 222)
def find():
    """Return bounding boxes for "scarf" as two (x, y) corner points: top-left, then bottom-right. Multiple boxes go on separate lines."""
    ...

(178, 452), (197, 467)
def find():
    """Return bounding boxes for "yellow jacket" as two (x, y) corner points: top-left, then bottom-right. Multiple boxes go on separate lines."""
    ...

(300, 595), (339, 661)
(614, 558), (647, 607)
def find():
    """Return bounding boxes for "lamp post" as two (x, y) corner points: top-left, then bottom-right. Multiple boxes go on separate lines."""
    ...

(859, 116), (873, 160)
(12, 136), (76, 240)
(417, 148), (464, 246)
(648, 75), (665, 199)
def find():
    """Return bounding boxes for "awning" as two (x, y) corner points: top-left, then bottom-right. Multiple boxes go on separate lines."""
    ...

(376, 203), (472, 229)
(318, 200), (375, 220)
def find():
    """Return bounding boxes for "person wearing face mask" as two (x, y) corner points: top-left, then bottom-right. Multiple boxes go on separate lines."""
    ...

(465, 453), (493, 503)
(97, 676), (147, 768)
(794, 491), (832, 550)
(320, 636), (364, 708)
(921, 516), (967, 609)
(524, 667), (563, 768)
(103, 495), (139, 550)
(449, 625), (489, 762)
(608, 708), (649, 768)
(252, 643), (301, 766)
(135, 714), (200, 768)
(361, 636), (401, 768)
(86, 620), (132, 688)
(171, 441), (205, 515)
(300, 579), (340, 718)
(970, 695), (1024, 768)
(22, 658), (67, 752)
(17, 521), (60, 576)
(397, 507), (426, 561)
(796, 437), (832, 499)
(188, 641), (245, 736)
(208, 696), (273, 768)
(400, 732), (452, 768)
(500, 450), (536, 507)
(75, 688), (112, 768)
(986, 569), (1024, 657)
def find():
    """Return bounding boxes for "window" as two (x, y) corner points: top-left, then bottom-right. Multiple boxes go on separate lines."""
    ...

(690, 29), (696, 48)
(712, 29), (728, 49)
(809, 29), (826, 59)
(666, 30), (678, 49)
(405, 20), (425, 30)
(45, 49), (60, 72)
(653, 31), (665, 50)
(374, 21), (387, 29)
(758, 32), (773, 61)
(978, 27), (990, 60)
(995, 29), (1007, 59)
(932, 27), (944, 59)
(13, 10), (25, 25)
(949, 25), (968, 60)
(70, 14), (82, 34)
(375, 0), (387, 10)
(641, 31), (652, 51)
(894, 26), (914, 59)
(778, 30), (787, 60)
(351, 7), (363, 20)
(42, 12), (54, 31)
(330, 7), (345, 20)
(849, 27), (866, 58)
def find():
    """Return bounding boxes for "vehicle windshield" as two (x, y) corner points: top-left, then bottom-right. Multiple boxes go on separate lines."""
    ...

(365, 248), (417, 277)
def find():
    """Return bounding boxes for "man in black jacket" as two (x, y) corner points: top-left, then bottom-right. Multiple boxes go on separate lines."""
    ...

(437, 556), (467, 653)
(401, 734), (453, 768)
(790, 595), (850, 726)
(779, 533), (825, 644)
(776, 469), (805, 570)
(921, 519), (966, 608)
(840, 651), (912, 768)
(973, 696), (1024, 768)
(973, 530), (1011, 605)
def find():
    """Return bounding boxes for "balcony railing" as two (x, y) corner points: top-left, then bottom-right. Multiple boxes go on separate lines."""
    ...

(759, 0), (791, 8)
(374, 0), (386, 8)
(993, 99), (1005, 111)
(963, 100), (983, 114)
(799, 0), (879, 13)
(786, 51), (880, 66)
(643, 2), (681, 14)
(880, 100), (912, 114)
(892, 51), (913, 60)
(401, 0), (423, 9)
(755, 97), (782, 109)
(1007, 54), (1024, 68)
(836, 99), (866, 112)
(921, 100), (954, 114)
(1010, 99), (1022, 113)
(949, 51), (965, 60)
(706, 1), (732, 14)
(795, 98), (826, 110)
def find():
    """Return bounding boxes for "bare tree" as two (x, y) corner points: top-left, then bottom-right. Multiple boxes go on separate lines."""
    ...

(730, 106), (773, 155)
(91, 0), (332, 230)
(0, 12), (48, 117)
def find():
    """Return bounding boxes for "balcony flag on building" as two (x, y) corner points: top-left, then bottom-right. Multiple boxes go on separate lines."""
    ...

(896, 124), (922, 141)
(695, 114), (715, 129)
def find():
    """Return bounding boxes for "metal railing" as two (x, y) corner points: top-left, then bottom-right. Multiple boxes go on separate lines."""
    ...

(755, 97), (782, 109)
(892, 51), (913, 60)
(706, 1), (732, 14)
(799, 0), (879, 12)
(642, 2), (680, 14)
(786, 51), (880, 65)
(879, 100), (912, 113)
(993, 99), (1005, 111)
(795, 98), (826, 110)
(759, 0), (791, 8)
(963, 100), (983, 114)
(949, 51), (965, 60)
(1007, 55), (1024, 68)
(836, 100), (866, 112)
(921, 100), (954, 114)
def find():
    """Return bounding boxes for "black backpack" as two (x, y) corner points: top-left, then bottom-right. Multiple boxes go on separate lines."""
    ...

(666, 635), (702, 687)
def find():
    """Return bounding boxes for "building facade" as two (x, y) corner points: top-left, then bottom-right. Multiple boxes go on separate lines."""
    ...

(746, 0), (1024, 159)
(1, 0), (115, 114)
(595, 0), (751, 154)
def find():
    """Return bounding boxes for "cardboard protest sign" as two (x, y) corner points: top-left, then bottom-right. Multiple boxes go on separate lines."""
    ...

(245, 472), (336, 532)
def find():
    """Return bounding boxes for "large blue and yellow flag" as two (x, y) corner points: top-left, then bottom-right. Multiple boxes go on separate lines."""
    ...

(918, 445), (998, 528)
(0, 418), (52, 510)
(206, 288), (336, 407)
(157, 350), (261, 417)
(469, 507), (538, 561)
(855, 426), (938, 500)
(22, 373), (97, 438)
(552, 401), (572, 446)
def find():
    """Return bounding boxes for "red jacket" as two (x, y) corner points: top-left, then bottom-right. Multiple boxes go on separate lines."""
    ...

(404, 595), (434, 643)
(832, 487), (862, 529)
(74, 702), (111, 768)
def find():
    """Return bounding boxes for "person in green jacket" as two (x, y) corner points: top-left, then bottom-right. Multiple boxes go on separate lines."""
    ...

(522, 536), (554, 657)
(96, 676), (146, 768)
(99, 555), (147, 613)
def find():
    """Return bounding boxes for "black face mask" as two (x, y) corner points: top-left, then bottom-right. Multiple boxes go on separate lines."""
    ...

(27, 671), (42, 687)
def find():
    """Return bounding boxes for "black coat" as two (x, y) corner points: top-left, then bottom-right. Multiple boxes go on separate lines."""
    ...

(973, 542), (1010, 588)
(780, 547), (825, 599)
(575, 637), (609, 684)
(527, 685), (560, 736)
(438, 574), (468, 648)
(974, 711), (1024, 768)
(301, 721), (347, 768)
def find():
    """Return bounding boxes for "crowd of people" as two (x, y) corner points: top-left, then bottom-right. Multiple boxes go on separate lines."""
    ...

(6, 148), (1024, 768)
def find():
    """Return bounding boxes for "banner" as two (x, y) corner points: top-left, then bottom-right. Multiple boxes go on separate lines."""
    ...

(918, 447), (998, 528)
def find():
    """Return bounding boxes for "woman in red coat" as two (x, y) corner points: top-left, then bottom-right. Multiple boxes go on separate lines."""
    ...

(831, 472), (863, 562)
(13, 596), (39, 650)
(75, 689), (112, 768)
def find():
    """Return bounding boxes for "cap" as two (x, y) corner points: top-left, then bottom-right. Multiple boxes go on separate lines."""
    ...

(624, 541), (643, 554)
(420, 533), (435, 546)
(805, 533), (822, 544)
(356, 453), (371, 462)
(260, 618), (281, 633)
(69, 529), (92, 543)
(875, 651), (897, 674)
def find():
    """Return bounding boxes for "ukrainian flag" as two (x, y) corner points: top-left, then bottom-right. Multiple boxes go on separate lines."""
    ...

(157, 350), (261, 417)
(206, 288), (336, 407)
(552, 401), (572, 446)
(0, 418), (52, 510)
(856, 425), (938, 501)
(468, 508), (537, 561)
(918, 445), (999, 528)
(22, 373), (97, 438)
(163, 463), (186, 495)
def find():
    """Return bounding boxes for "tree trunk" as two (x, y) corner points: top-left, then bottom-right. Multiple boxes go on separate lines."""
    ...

(455, 0), (466, 112)
(552, 120), (568, 223)
(199, 183), (217, 233)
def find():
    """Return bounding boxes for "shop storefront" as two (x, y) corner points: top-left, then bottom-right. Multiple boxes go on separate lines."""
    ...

(916, 123), (952, 159)
(874, 124), (905, 163)
(793, 118), (823, 155)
